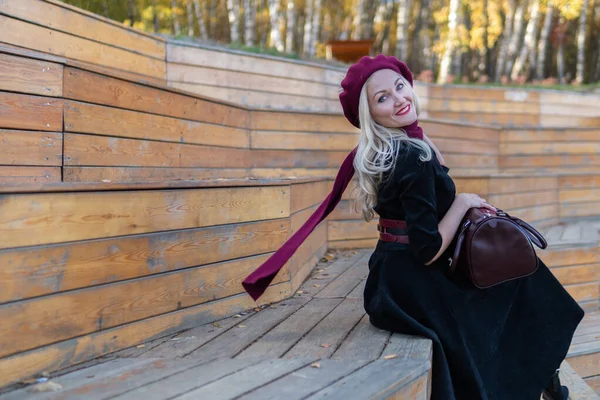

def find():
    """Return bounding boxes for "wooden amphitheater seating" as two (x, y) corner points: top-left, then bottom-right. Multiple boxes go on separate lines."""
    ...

(1, 0), (600, 396)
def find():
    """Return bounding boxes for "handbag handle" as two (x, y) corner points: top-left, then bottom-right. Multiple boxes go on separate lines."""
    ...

(448, 220), (471, 275)
(496, 209), (548, 250)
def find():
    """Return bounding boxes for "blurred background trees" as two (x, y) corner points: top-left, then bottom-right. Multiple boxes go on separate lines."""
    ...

(61, 0), (600, 86)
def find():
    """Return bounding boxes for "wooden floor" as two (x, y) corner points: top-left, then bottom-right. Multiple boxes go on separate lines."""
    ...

(3, 241), (600, 399)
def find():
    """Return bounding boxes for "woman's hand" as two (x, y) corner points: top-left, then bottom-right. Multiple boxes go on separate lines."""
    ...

(455, 193), (497, 212)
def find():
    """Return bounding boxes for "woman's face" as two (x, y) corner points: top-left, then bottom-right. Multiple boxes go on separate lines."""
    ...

(366, 69), (417, 128)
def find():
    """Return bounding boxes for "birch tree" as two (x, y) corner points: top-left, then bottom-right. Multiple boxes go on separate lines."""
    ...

(510, 0), (541, 80)
(193, 0), (209, 40)
(227, 0), (240, 43)
(127, 0), (136, 26)
(286, 0), (296, 52)
(171, 0), (181, 36)
(575, 0), (589, 83)
(495, 0), (516, 81)
(536, 0), (554, 80)
(269, 0), (285, 51)
(303, 0), (314, 55)
(353, 0), (366, 39)
(503, 1), (525, 77)
(396, 0), (413, 60)
(244, 0), (255, 45)
(438, 0), (461, 83)
(186, 0), (195, 36)
(309, 0), (322, 57)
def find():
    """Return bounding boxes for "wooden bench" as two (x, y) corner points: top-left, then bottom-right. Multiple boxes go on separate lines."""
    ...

(0, 251), (433, 399)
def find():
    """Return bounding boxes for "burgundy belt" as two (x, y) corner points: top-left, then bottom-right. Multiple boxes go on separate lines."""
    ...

(377, 218), (409, 244)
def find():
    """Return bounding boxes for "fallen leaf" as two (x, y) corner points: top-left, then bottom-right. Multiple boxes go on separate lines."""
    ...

(320, 343), (331, 348)
(136, 344), (146, 348)
(384, 354), (397, 360)
(313, 284), (321, 288)
(20, 378), (38, 385)
(254, 307), (261, 312)
(41, 372), (50, 378)
(238, 324), (247, 328)
(170, 338), (180, 341)
(27, 381), (63, 393)
(101, 179), (112, 183)
(311, 362), (321, 368)
(233, 314), (242, 318)
(212, 322), (221, 328)
(270, 305), (278, 309)
(297, 290), (304, 294)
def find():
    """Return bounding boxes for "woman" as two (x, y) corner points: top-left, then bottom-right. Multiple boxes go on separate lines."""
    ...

(243, 55), (584, 400)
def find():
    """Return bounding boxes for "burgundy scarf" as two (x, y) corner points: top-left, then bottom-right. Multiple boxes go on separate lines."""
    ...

(242, 121), (424, 300)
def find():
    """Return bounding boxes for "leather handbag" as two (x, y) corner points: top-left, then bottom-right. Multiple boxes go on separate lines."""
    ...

(448, 207), (548, 289)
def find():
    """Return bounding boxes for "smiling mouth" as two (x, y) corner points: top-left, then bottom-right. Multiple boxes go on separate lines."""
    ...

(396, 104), (411, 116)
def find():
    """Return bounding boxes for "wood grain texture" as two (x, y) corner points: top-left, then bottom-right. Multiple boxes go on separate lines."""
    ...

(63, 166), (251, 183)
(0, 0), (165, 59)
(250, 110), (357, 133)
(0, 219), (290, 303)
(0, 254), (288, 357)
(328, 220), (378, 242)
(0, 92), (62, 131)
(428, 111), (540, 126)
(0, 15), (165, 79)
(0, 130), (62, 166)
(0, 283), (291, 388)
(0, 52), (62, 96)
(0, 166), (60, 183)
(290, 180), (330, 213)
(0, 186), (290, 249)
(64, 68), (248, 128)
(250, 130), (357, 151)
(64, 101), (250, 148)
(430, 85), (541, 102)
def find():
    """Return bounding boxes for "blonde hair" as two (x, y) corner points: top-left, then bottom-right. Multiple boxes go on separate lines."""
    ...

(353, 75), (432, 221)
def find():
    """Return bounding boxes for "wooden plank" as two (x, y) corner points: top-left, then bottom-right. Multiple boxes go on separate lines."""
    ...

(560, 176), (600, 189)
(251, 130), (357, 151)
(539, 247), (599, 268)
(0, 219), (290, 303)
(0, 0), (165, 59)
(421, 121), (501, 142)
(306, 359), (430, 400)
(185, 297), (309, 360)
(0, 185), (290, 249)
(64, 68), (248, 128)
(109, 357), (263, 400)
(0, 129), (62, 166)
(381, 334), (433, 361)
(248, 149), (347, 169)
(428, 111), (540, 126)
(487, 190), (557, 210)
(565, 282), (600, 303)
(550, 264), (600, 286)
(315, 253), (369, 299)
(0, 52), (62, 96)
(237, 298), (342, 358)
(0, 15), (165, 79)
(173, 358), (315, 400)
(291, 180), (329, 214)
(250, 110), (357, 133)
(167, 42), (345, 84)
(66, 58), (166, 87)
(63, 166), (251, 183)
(0, 253), (290, 357)
(568, 352), (600, 379)
(63, 133), (250, 168)
(328, 238), (378, 250)
(140, 312), (256, 358)
(556, 361), (600, 400)
(285, 298), (366, 359)
(443, 153), (498, 168)
(0, 166), (60, 183)
(0, 42), (65, 63)
(332, 314), (391, 360)
(2, 358), (154, 400)
(429, 137), (498, 155)
(0, 91), (62, 131)
(560, 188), (600, 203)
(237, 359), (372, 400)
(502, 142), (600, 155)
(430, 86), (541, 103)
(508, 203), (558, 224)
(328, 220), (378, 242)
(17, 358), (207, 400)
(0, 283), (291, 388)
(167, 63), (338, 99)
(65, 101), (250, 148)
(250, 167), (338, 179)
(329, 199), (362, 220)
(387, 374), (430, 400)
(501, 155), (600, 169)
(488, 176), (558, 194)
(288, 223), (327, 277)
(502, 128), (600, 143)
(290, 244), (328, 291)
(561, 202), (600, 219)
(428, 98), (539, 114)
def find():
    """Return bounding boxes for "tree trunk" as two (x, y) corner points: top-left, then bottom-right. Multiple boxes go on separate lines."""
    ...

(510, 0), (540, 81)
(268, 0), (285, 51)
(420, 0), (433, 72)
(227, 0), (240, 43)
(535, 0), (553, 80)
(309, 0), (321, 57)
(575, 0), (589, 84)
(303, 0), (313, 55)
(557, 17), (566, 84)
(395, 0), (412, 61)
(595, 1), (600, 81)
(362, 0), (376, 39)
(152, 0), (159, 33)
(340, 15), (352, 40)
(437, 0), (460, 83)
(286, 0), (296, 52)
(102, 0), (109, 17)
(186, 0), (195, 36)
(373, 0), (388, 52)
(353, 0), (366, 39)
(504, 1), (525, 78)
(171, 0), (181, 36)
(193, 0), (209, 40)
(127, 0), (136, 26)
(481, 0), (490, 78)
(495, 0), (516, 81)
(381, 0), (396, 55)
(244, 0), (255, 45)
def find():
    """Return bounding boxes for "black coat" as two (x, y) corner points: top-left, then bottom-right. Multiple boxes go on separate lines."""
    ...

(364, 143), (585, 400)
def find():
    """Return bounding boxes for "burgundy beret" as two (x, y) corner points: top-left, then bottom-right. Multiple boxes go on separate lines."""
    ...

(339, 55), (414, 128)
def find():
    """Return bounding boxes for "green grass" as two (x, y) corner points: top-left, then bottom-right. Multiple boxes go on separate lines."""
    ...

(458, 81), (600, 93)
(226, 42), (300, 60)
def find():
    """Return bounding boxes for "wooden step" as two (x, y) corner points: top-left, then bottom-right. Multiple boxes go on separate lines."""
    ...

(568, 311), (600, 391)
(554, 361), (600, 399)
